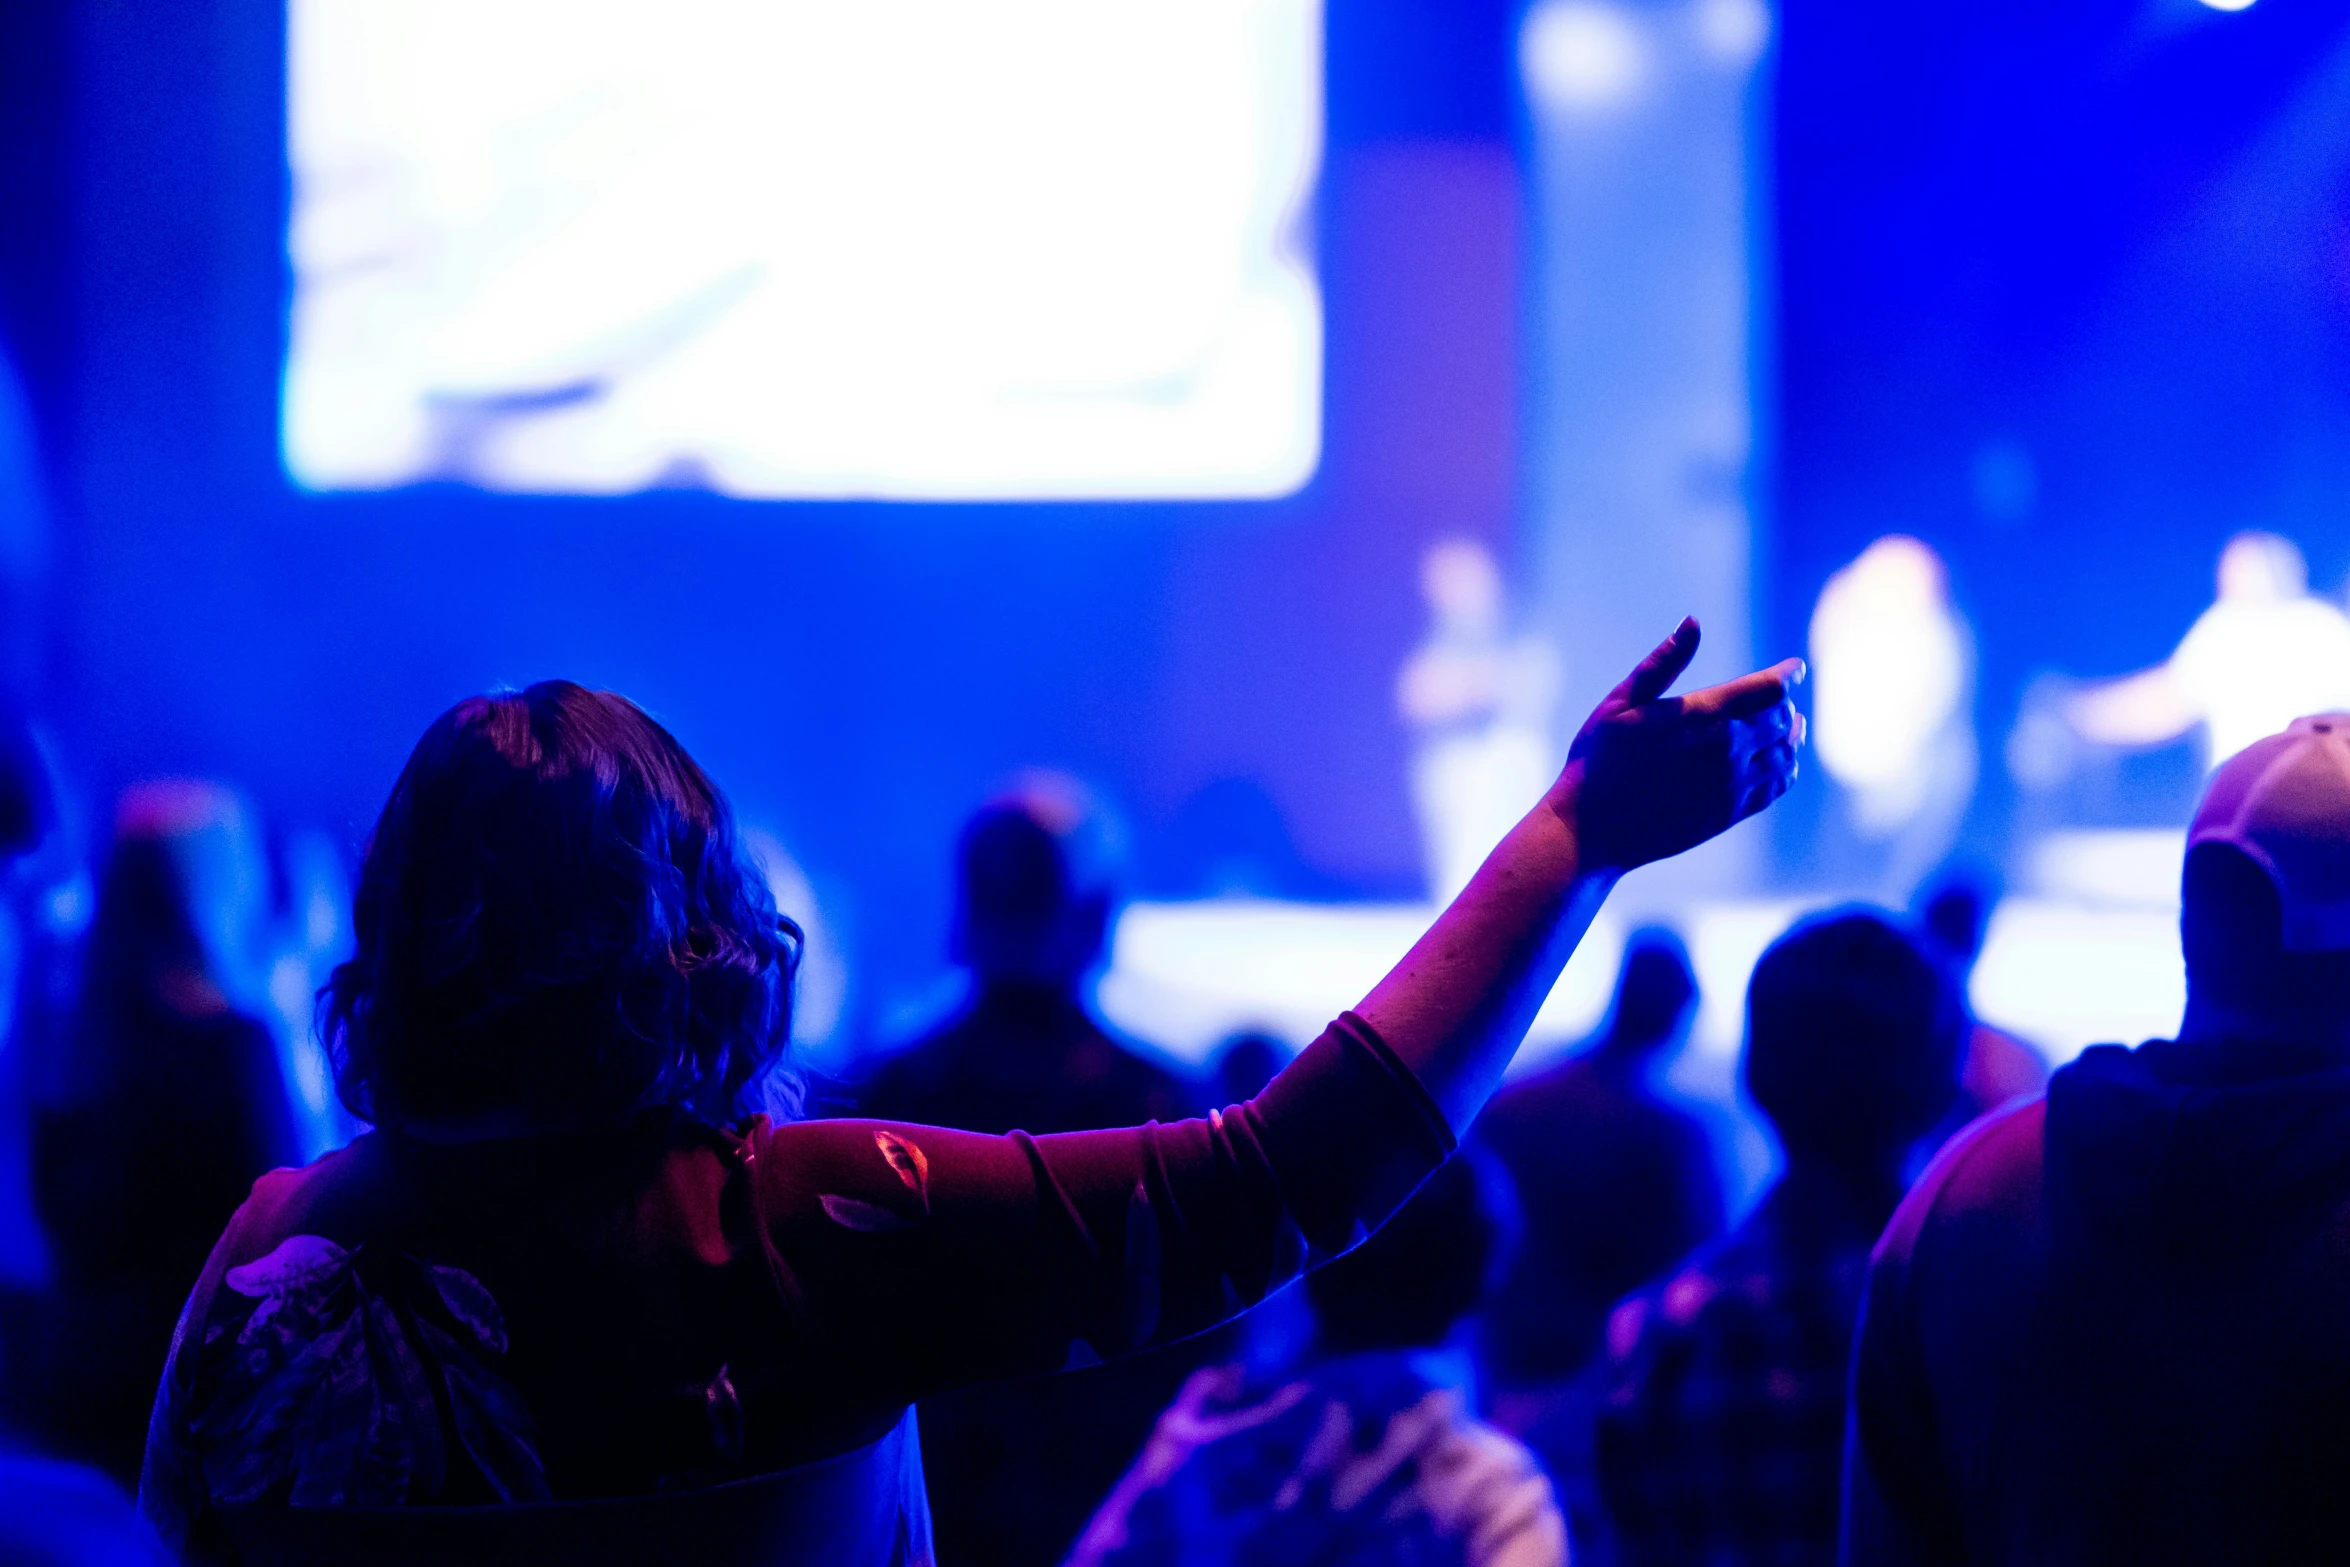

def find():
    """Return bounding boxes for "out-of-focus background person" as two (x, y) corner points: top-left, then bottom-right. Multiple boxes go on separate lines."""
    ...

(1400, 539), (1563, 903)
(857, 783), (1205, 1567)
(1068, 1148), (1563, 1567)
(859, 781), (1195, 1137)
(1595, 911), (1963, 1567)
(2061, 532), (2350, 775)
(1915, 869), (2048, 1121)
(0, 726), (177, 1567)
(1474, 930), (1723, 1552)
(20, 781), (301, 1484)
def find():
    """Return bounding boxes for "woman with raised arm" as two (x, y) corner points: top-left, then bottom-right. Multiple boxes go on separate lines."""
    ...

(138, 621), (1800, 1566)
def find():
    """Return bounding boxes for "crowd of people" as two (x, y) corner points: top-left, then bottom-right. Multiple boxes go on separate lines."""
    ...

(0, 621), (2346, 1566)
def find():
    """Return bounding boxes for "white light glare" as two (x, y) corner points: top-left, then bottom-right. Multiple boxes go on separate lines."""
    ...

(284, 0), (1325, 501)
(1522, 0), (1646, 115)
(2198, 0), (2255, 12)
(1693, 0), (1770, 67)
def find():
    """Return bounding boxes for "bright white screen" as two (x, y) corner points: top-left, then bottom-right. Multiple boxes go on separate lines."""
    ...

(285, 1), (1323, 499)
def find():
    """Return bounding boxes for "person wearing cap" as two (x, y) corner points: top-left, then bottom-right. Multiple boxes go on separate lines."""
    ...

(1846, 713), (2350, 1564)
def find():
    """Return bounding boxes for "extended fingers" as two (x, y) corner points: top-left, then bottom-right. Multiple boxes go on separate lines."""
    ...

(1688, 657), (1806, 723)
(1615, 618), (1702, 707)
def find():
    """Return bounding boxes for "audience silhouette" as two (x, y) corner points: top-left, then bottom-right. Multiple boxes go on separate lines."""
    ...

(1069, 1147), (1564, 1567)
(25, 782), (300, 1485)
(1474, 930), (1724, 1557)
(127, 639), (1801, 1565)
(859, 781), (1195, 1137)
(1598, 910), (1960, 1567)
(856, 783), (1206, 1566)
(1478, 930), (1724, 1395)
(1852, 714), (2350, 1563)
(1915, 872), (2046, 1121)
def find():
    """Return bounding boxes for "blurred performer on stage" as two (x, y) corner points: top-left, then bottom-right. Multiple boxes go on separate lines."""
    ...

(2061, 531), (2350, 772)
(1399, 540), (1562, 902)
(1809, 536), (1977, 902)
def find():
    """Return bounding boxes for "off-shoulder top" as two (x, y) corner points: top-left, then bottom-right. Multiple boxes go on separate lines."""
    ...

(137, 1013), (1452, 1561)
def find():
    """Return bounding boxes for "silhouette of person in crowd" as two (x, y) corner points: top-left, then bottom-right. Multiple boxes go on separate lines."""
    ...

(1068, 1147), (1563, 1567)
(1478, 930), (1724, 1398)
(134, 628), (1800, 1565)
(1914, 872), (2045, 1121)
(0, 711), (44, 863)
(27, 782), (301, 1483)
(1851, 713), (2350, 1563)
(857, 781), (1202, 1565)
(1475, 929), (1725, 1558)
(859, 780), (1194, 1137)
(1598, 911), (1961, 1567)
(1207, 1031), (1288, 1108)
(0, 723), (177, 1566)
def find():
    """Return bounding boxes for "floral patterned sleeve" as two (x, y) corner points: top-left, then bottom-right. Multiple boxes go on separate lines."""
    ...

(748, 1011), (1454, 1402)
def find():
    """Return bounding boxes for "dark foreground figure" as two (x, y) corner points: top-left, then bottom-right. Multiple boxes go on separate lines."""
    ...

(1850, 714), (2350, 1565)
(856, 790), (1205, 1565)
(27, 784), (300, 1483)
(135, 621), (1800, 1565)
(1474, 930), (1724, 1562)
(1598, 911), (1961, 1567)
(1477, 929), (1722, 1393)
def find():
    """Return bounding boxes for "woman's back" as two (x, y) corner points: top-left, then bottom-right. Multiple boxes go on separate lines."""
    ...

(137, 650), (1804, 1563)
(143, 1031), (1454, 1559)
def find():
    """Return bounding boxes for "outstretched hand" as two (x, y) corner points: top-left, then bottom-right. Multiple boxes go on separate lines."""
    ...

(1561, 617), (1804, 873)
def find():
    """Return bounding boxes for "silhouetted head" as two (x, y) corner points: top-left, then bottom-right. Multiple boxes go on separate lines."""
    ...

(1306, 1145), (1521, 1357)
(1603, 927), (1698, 1057)
(84, 780), (268, 1031)
(1919, 878), (1990, 970)
(1744, 910), (1963, 1173)
(1918, 864), (2008, 983)
(1210, 1031), (1287, 1105)
(326, 682), (800, 1134)
(949, 777), (1114, 990)
(2178, 717), (2350, 1040)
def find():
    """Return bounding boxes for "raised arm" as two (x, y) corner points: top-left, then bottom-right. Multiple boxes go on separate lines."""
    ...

(1360, 617), (1803, 1133)
(766, 619), (1802, 1403)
